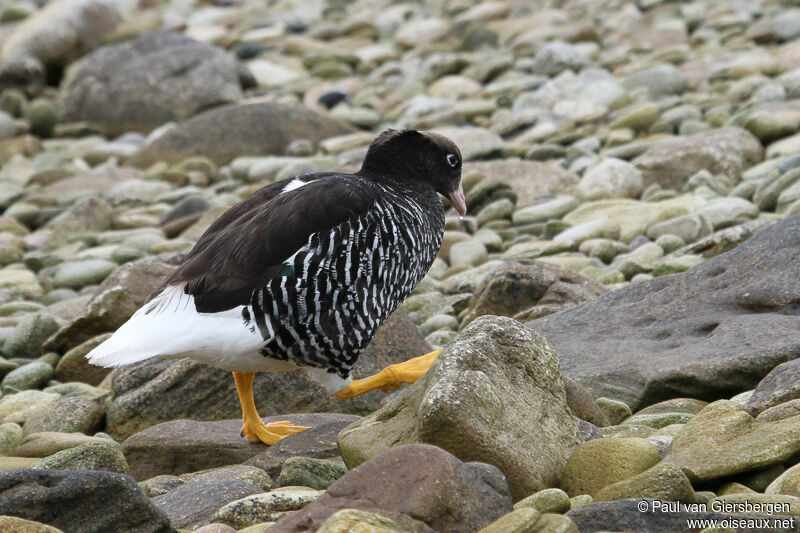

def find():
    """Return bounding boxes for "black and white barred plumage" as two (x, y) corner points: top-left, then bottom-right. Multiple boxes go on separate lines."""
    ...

(248, 178), (443, 377)
(87, 129), (464, 393)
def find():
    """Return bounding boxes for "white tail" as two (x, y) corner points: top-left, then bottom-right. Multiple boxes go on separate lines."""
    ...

(86, 285), (264, 370)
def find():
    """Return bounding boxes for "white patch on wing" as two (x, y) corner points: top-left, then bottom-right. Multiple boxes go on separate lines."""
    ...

(281, 178), (310, 194)
(283, 249), (300, 266)
(85, 284), (297, 373)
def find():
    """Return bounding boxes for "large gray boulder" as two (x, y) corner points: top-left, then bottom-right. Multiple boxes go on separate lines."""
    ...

(0, 0), (121, 94)
(105, 309), (430, 440)
(60, 32), (255, 136)
(528, 216), (800, 410)
(337, 316), (583, 500)
(129, 102), (353, 166)
(0, 469), (171, 533)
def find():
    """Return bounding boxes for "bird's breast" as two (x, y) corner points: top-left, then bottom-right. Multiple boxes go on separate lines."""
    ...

(251, 190), (443, 376)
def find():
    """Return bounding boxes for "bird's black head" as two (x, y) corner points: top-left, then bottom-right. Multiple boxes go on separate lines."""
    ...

(359, 129), (466, 215)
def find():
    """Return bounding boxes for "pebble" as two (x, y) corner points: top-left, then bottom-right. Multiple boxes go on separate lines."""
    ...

(474, 228), (503, 251)
(52, 259), (117, 289)
(1, 362), (54, 394)
(23, 396), (105, 435)
(652, 255), (704, 276)
(14, 431), (119, 458)
(276, 457), (348, 490)
(420, 313), (459, 332)
(316, 509), (402, 533)
(515, 488), (571, 514)
(579, 239), (624, 264)
(483, 508), (547, 533)
(610, 103), (661, 132)
(530, 41), (593, 76)
(621, 65), (688, 97)
(561, 438), (661, 497)
(0, 0), (795, 531)
(440, 231), (472, 259)
(555, 220), (620, 245)
(0, 422), (23, 454)
(594, 461), (696, 503)
(3, 313), (60, 359)
(578, 159), (644, 201)
(646, 214), (713, 243)
(449, 240), (488, 267)
(0, 390), (60, 424)
(766, 463), (800, 496)
(0, 516), (63, 533)
(395, 18), (451, 48)
(754, 167), (800, 211)
(512, 196), (579, 224)
(213, 487), (324, 529)
(596, 397), (631, 425)
(31, 442), (129, 474)
(654, 234), (686, 254)
(0, 269), (43, 299)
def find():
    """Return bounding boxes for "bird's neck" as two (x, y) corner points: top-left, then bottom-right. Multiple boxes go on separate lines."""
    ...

(357, 166), (433, 197)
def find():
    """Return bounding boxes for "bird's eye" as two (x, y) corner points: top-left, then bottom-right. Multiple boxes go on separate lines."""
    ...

(446, 154), (459, 167)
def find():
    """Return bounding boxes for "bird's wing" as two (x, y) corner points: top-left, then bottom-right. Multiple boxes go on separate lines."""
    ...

(155, 173), (379, 313)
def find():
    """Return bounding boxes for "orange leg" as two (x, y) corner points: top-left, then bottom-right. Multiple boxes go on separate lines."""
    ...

(232, 372), (308, 444)
(335, 348), (442, 399)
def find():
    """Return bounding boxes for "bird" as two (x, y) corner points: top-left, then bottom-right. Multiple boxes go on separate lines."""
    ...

(87, 129), (465, 445)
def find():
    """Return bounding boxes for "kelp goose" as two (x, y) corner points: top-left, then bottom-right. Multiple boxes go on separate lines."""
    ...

(87, 129), (465, 444)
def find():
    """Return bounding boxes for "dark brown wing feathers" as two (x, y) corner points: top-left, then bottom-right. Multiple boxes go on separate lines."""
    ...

(156, 173), (379, 313)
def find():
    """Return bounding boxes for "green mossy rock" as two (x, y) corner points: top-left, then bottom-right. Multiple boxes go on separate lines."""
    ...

(560, 438), (661, 497)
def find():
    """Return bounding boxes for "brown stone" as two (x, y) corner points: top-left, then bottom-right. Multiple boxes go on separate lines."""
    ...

(564, 377), (609, 427)
(151, 477), (264, 530)
(631, 127), (763, 190)
(122, 413), (359, 481)
(462, 260), (606, 328)
(53, 333), (112, 385)
(269, 444), (513, 533)
(745, 358), (800, 416)
(22, 396), (104, 436)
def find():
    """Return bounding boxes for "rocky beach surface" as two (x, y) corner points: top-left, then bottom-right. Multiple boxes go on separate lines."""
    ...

(1, 0), (800, 531)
